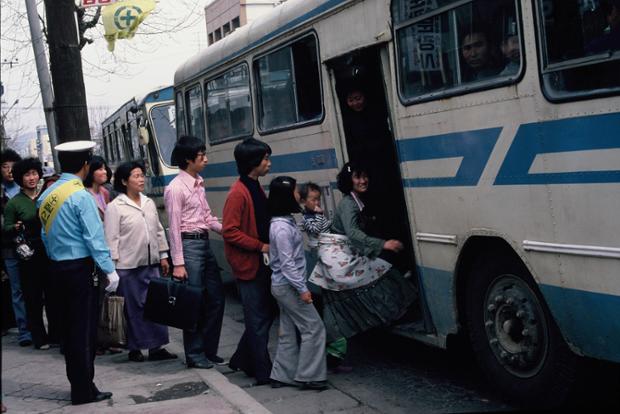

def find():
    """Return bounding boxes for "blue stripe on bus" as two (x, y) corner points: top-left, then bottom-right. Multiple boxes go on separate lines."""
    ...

(397, 127), (502, 187)
(151, 148), (338, 187)
(539, 284), (620, 363)
(495, 112), (620, 185)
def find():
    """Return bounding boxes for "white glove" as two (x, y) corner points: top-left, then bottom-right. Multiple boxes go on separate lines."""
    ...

(105, 271), (120, 292)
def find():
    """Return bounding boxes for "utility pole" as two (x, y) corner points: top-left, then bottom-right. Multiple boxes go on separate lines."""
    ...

(43, 0), (91, 144)
(24, 0), (60, 170)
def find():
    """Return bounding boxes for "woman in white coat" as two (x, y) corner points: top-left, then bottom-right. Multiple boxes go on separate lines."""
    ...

(104, 161), (176, 363)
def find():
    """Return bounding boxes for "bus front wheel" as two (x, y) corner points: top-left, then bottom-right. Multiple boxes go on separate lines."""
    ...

(465, 256), (577, 407)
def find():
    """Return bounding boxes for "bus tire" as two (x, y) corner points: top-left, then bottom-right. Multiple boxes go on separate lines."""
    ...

(465, 255), (577, 408)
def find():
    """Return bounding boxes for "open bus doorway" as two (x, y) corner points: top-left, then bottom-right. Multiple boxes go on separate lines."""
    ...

(329, 46), (420, 305)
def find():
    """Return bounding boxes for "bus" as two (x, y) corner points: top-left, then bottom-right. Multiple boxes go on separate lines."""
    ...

(101, 85), (178, 214)
(172, 0), (620, 406)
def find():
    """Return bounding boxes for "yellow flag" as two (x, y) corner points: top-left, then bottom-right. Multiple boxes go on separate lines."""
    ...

(102, 0), (156, 52)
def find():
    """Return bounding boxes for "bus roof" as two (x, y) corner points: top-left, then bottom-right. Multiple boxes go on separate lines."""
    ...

(174, 0), (345, 87)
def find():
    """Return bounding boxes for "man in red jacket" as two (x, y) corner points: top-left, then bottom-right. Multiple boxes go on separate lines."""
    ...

(222, 138), (275, 385)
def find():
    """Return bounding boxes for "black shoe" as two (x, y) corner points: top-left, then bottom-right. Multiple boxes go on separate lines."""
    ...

(148, 348), (177, 361)
(206, 355), (227, 365)
(253, 379), (271, 386)
(187, 360), (214, 369)
(128, 350), (145, 362)
(18, 339), (33, 347)
(270, 380), (293, 388)
(300, 381), (328, 391)
(72, 391), (112, 405)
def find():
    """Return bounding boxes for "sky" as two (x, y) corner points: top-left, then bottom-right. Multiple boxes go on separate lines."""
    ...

(1, 0), (212, 153)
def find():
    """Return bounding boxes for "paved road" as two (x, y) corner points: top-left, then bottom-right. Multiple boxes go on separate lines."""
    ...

(219, 287), (620, 414)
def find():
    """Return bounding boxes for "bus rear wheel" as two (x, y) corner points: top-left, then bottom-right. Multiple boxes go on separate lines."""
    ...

(465, 255), (577, 408)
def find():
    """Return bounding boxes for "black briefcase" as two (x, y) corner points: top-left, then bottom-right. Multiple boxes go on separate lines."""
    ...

(144, 277), (204, 332)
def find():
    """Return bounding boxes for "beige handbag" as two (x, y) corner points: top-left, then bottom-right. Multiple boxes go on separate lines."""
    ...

(105, 294), (126, 346)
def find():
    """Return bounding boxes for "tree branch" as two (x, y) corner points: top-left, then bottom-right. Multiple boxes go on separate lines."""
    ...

(77, 6), (101, 50)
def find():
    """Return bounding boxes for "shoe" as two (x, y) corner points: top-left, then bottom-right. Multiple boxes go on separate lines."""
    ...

(253, 379), (271, 386)
(128, 350), (145, 362)
(270, 380), (295, 388)
(18, 339), (33, 347)
(206, 355), (227, 365)
(148, 348), (177, 361)
(108, 347), (123, 354)
(72, 391), (112, 405)
(36, 344), (50, 350)
(187, 360), (214, 369)
(300, 381), (328, 391)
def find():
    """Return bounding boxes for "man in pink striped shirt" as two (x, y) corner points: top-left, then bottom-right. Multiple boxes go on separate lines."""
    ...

(164, 135), (225, 369)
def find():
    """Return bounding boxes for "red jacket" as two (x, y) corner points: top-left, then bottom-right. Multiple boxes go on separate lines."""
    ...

(222, 179), (266, 280)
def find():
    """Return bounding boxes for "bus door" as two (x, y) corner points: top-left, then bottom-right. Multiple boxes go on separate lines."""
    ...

(327, 46), (430, 332)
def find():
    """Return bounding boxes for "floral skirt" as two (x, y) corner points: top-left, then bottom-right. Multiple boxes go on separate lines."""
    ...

(322, 268), (417, 342)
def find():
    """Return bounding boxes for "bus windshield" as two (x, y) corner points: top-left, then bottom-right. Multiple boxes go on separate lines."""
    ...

(150, 104), (177, 166)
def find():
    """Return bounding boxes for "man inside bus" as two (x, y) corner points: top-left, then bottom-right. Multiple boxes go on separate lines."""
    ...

(586, 0), (620, 54)
(499, 19), (521, 76)
(460, 27), (502, 82)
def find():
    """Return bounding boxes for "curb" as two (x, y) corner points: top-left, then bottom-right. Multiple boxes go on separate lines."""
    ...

(166, 343), (272, 414)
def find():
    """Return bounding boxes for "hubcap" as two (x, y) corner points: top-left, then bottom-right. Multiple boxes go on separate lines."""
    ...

(483, 275), (549, 378)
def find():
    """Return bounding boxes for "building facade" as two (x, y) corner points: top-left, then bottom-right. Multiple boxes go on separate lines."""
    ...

(205, 0), (287, 46)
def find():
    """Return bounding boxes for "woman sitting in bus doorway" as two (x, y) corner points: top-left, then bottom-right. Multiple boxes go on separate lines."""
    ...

(309, 162), (417, 370)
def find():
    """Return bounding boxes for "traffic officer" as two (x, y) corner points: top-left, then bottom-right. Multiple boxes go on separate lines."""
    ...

(37, 141), (119, 406)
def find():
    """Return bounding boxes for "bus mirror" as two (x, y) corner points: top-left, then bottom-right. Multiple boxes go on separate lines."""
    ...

(139, 127), (150, 145)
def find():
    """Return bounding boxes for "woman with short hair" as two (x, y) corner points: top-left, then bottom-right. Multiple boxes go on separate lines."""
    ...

(104, 161), (176, 362)
(3, 158), (60, 349)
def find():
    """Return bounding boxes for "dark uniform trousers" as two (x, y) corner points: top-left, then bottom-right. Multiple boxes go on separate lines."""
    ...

(50, 257), (100, 404)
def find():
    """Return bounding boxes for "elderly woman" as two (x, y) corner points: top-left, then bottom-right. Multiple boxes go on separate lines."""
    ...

(310, 162), (416, 369)
(104, 161), (176, 362)
(3, 158), (60, 349)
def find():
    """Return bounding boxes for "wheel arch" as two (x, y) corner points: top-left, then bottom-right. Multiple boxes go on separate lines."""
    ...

(453, 232), (540, 334)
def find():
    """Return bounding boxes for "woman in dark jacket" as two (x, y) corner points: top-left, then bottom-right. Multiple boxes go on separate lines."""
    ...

(3, 158), (59, 349)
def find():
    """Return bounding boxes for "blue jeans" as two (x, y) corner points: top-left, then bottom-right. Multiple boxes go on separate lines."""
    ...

(181, 238), (225, 364)
(4, 257), (31, 342)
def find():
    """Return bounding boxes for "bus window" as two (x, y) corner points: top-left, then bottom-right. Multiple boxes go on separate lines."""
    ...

(392, 0), (522, 103)
(254, 33), (322, 132)
(175, 91), (186, 136)
(206, 64), (252, 144)
(536, 0), (620, 100)
(114, 119), (125, 161)
(185, 85), (206, 141)
(150, 104), (177, 165)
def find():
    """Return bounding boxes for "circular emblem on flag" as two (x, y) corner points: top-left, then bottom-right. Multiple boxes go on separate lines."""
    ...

(113, 6), (143, 30)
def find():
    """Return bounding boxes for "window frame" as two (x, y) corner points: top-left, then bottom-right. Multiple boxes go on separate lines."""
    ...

(174, 90), (187, 137)
(391, 0), (525, 106)
(184, 83), (207, 142)
(532, 0), (620, 103)
(252, 31), (324, 135)
(148, 102), (177, 168)
(204, 62), (255, 146)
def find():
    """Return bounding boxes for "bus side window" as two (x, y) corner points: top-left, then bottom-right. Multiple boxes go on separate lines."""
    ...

(254, 33), (322, 132)
(205, 64), (252, 144)
(536, 0), (620, 100)
(392, 0), (523, 102)
(185, 85), (205, 141)
(175, 91), (187, 137)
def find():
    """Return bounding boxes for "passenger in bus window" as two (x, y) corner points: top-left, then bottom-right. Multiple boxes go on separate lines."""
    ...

(500, 19), (520, 76)
(460, 27), (502, 82)
(586, 0), (620, 54)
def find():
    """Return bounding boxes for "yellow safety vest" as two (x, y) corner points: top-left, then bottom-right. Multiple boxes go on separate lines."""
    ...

(39, 179), (85, 235)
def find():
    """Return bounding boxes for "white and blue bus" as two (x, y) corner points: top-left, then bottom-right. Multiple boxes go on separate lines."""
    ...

(168, 0), (619, 405)
(102, 85), (178, 212)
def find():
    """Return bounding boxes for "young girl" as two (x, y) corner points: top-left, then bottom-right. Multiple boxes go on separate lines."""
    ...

(267, 176), (327, 390)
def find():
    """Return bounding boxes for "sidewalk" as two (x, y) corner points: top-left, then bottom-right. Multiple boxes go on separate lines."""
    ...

(1, 324), (269, 414)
